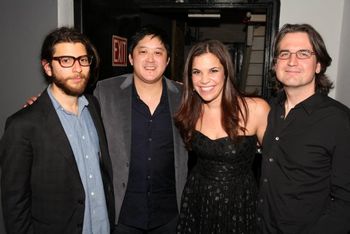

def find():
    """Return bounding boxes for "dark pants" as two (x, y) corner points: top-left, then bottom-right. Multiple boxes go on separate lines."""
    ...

(113, 217), (178, 234)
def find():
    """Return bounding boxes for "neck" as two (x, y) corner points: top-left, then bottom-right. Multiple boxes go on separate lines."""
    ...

(134, 78), (163, 95)
(203, 100), (222, 112)
(283, 86), (315, 116)
(200, 100), (222, 126)
(284, 87), (315, 106)
(50, 85), (79, 115)
(134, 77), (163, 115)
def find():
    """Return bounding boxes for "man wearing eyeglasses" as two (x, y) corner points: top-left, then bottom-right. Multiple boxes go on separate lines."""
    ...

(257, 23), (350, 234)
(0, 27), (114, 234)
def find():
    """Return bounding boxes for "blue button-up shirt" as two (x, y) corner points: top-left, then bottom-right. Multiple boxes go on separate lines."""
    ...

(48, 87), (109, 234)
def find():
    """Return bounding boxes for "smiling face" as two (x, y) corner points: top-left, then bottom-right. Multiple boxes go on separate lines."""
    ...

(43, 42), (90, 96)
(129, 35), (169, 86)
(191, 52), (225, 105)
(275, 32), (321, 94)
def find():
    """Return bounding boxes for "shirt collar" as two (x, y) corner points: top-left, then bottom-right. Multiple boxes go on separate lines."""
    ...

(132, 78), (167, 104)
(47, 85), (89, 116)
(276, 90), (327, 115)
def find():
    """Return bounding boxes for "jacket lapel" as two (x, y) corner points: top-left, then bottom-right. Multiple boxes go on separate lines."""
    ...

(40, 91), (81, 175)
(119, 77), (133, 161)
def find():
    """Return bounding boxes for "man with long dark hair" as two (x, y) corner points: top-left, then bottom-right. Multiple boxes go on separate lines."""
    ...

(0, 27), (114, 234)
(257, 23), (350, 234)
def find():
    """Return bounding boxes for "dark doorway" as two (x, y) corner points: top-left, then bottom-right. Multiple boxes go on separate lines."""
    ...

(75, 0), (280, 98)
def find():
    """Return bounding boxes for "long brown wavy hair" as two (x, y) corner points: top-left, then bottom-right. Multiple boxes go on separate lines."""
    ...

(272, 23), (333, 94)
(174, 39), (248, 150)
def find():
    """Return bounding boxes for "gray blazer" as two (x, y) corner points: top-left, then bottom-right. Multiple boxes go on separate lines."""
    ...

(94, 74), (188, 223)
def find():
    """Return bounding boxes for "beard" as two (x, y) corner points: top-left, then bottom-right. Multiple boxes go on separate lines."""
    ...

(51, 73), (89, 96)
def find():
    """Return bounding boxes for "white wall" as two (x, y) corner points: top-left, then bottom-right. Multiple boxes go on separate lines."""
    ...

(336, 0), (350, 107)
(280, 0), (349, 107)
(58, 0), (74, 27)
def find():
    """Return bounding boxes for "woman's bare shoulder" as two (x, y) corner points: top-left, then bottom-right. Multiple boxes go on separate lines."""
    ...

(244, 96), (270, 115)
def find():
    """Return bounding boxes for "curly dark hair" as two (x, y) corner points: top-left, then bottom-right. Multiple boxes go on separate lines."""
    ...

(40, 27), (100, 86)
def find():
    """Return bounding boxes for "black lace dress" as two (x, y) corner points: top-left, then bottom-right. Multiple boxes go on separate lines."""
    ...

(177, 131), (258, 234)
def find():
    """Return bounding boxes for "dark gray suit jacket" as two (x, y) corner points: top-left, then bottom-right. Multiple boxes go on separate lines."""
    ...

(0, 90), (115, 234)
(94, 74), (188, 223)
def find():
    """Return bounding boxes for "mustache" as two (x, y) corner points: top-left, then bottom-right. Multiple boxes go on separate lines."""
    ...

(50, 73), (89, 82)
(67, 74), (89, 80)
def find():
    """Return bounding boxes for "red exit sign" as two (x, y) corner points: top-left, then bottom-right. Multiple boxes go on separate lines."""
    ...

(112, 35), (127, 67)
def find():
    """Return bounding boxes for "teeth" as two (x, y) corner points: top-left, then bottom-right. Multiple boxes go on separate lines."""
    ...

(201, 86), (214, 92)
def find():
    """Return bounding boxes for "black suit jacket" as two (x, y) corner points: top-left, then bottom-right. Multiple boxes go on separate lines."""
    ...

(0, 90), (115, 234)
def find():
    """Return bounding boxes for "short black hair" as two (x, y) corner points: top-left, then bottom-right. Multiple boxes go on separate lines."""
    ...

(128, 25), (170, 58)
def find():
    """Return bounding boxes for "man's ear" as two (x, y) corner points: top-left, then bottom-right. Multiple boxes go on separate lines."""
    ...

(128, 54), (133, 66)
(316, 62), (321, 74)
(42, 60), (52, 77)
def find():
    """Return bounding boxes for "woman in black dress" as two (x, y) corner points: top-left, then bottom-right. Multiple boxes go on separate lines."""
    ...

(175, 40), (269, 234)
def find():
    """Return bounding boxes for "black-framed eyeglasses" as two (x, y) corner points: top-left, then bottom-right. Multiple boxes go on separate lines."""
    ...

(277, 49), (315, 60)
(51, 55), (93, 68)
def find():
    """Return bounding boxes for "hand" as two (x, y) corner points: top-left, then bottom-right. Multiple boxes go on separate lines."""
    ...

(23, 93), (41, 108)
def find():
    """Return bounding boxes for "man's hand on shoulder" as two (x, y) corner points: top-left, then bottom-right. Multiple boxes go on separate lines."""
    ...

(23, 93), (41, 108)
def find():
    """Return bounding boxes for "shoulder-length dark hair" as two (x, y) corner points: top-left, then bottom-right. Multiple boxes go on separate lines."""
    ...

(41, 27), (100, 86)
(175, 39), (248, 149)
(273, 23), (333, 94)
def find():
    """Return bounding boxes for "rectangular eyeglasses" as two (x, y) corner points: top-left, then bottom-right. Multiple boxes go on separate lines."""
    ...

(51, 55), (93, 68)
(277, 49), (315, 60)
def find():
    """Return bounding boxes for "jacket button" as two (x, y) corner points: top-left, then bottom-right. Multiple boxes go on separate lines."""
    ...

(78, 199), (84, 205)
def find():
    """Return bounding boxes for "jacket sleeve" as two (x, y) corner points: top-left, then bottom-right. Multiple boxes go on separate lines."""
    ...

(0, 116), (34, 234)
(309, 113), (350, 234)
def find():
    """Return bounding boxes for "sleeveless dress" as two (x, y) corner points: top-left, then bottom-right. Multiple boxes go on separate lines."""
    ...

(177, 131), (258, 234)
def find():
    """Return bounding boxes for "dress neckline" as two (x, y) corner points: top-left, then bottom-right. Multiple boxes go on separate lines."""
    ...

(194, 130), (256, 142)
